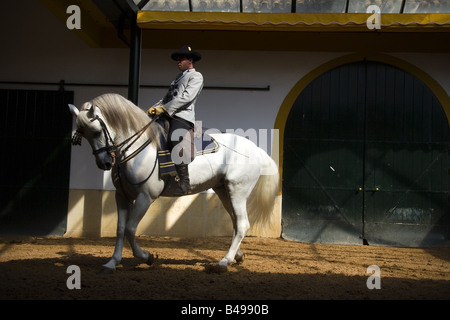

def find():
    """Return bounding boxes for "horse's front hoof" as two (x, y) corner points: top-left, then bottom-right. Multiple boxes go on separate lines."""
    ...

(204, 263), (228, 274)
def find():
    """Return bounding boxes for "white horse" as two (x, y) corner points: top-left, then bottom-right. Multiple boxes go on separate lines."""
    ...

(69, 93), (279, 272)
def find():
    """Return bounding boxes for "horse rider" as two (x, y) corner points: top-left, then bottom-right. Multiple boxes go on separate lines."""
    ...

(147, 45), (204, 195)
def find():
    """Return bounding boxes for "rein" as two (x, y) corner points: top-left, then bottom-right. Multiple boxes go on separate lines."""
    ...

(113, 117), (156, 164)
(73, 113), (159, 165)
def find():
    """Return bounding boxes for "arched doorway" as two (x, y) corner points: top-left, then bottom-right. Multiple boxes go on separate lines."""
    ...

(282, 60), (450, 247)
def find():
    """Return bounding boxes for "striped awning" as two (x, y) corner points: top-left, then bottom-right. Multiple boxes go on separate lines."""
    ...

(137, 12), (450, 32)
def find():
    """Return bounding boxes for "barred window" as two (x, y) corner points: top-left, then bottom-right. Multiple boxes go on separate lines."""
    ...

(191, 0), (240, 12)
(243, 0), (292, 13)
(347, 0), (403, 13)
(296, 0), (347, 13)
(140, 0), (190, 11)
(404, 0), (450, 13)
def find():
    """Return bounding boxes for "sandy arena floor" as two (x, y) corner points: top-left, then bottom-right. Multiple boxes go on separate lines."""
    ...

(0, 236), (449, 300)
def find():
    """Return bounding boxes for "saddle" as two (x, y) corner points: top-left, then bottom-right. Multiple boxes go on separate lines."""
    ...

(156, 119), (220, 178)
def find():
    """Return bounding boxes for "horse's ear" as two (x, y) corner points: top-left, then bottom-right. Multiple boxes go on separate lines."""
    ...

(68, 104), (79, 117)
(87, 104), (101, 118)
(87, 104), (96, 118)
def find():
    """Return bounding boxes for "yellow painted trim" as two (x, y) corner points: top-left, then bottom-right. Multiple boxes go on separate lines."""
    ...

(274, 53), (450, 193)
(137, 12), (450, 31)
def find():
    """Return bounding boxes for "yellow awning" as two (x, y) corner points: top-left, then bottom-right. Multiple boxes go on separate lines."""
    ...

(137, 12), (450, 32)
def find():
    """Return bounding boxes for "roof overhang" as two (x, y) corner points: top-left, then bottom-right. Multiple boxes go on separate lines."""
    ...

(137, 12), (450, 32)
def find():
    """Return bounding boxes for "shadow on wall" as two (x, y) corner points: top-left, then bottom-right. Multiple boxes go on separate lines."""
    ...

(66, 190), (281, 238)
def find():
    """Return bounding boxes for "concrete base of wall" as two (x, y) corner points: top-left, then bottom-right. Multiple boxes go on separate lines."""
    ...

(66, 189), (282, 238)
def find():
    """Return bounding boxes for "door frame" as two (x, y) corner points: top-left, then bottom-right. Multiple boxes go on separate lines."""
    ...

(0, 89), (73, 236)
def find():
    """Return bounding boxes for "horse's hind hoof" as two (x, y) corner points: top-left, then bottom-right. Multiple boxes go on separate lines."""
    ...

(146, 253), (158, 265)
(235, 253), (245, 264)
(99, 267), (115, 275)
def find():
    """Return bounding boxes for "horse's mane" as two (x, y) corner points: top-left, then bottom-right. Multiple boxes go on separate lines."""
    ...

(78, 93), (165, 148)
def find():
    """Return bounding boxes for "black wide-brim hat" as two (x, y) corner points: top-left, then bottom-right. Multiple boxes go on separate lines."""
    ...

(171, 45), (202, 62)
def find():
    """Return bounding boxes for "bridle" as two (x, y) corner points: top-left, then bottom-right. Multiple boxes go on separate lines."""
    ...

(92, 115), (116, 157)
(72, 111), (158, 166)
(72, 114), (117, 161)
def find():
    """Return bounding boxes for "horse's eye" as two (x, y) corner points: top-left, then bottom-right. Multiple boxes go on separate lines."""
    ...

(94, 130), (102, 138)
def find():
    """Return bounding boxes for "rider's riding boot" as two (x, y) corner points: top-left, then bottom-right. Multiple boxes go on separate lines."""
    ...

(174, 164), (191, 195)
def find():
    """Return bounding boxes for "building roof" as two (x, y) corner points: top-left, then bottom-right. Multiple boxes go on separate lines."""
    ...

(137, 11), (450, 32)
(40, 0), (450, 50)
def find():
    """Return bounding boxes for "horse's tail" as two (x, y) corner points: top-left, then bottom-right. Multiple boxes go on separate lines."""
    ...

(247, 148), (280, 236)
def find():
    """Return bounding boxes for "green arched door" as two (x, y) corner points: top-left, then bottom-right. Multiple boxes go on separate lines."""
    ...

(282, 61), (450, 247)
